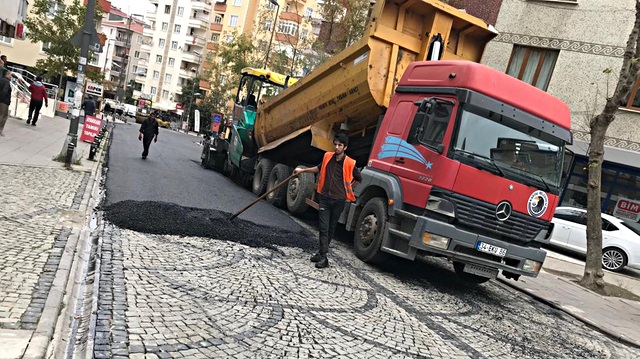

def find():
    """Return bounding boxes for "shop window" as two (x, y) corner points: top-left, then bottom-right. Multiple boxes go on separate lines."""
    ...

(621, 76), (640, 110)
(506, 45), (559, 91)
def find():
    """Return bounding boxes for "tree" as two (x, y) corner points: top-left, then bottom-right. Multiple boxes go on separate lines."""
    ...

(317, 0), (371, 54)
(581, 0), (640, 292)
(25, 0), (104, 89)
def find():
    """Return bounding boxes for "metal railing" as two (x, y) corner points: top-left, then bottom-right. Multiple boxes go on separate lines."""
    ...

(6, 65), (59, 101)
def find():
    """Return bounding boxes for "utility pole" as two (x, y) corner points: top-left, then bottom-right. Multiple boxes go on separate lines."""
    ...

(65, 0), (97, 167)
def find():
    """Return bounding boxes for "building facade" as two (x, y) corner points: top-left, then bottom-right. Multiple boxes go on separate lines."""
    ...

(482, 0), (640, 219)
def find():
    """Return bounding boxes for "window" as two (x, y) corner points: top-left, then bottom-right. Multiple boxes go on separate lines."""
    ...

(137, 36), (142, 44)
(168, 57), (175, 67)
(305, 7), (313, 18)
(134, 51), (140, 58)
(141, 85), (145, 92)
(554, 209), (587, 225)
(177, 6), (184, 16)
(162, 90), (170, 99)
(220, 74), (227, 85)
(47, 1), (66, 18)
(165, 74), (172, 83)
(266, 0), (276, 10)
(620, 77), (640, 110)
(211, 34), (219, 43)
(408, 100), (453, 148)
(233, 0), (242, 5)
(162, 22), (168, 31)
(41, 42), (52, 52)
(171, 41), (178, 50)
(506, 45), (559, 91)
(174, 24), (181, 34)
(0, 35), (11, 44)
(277, 21), (298, 36)
(264, 20), (272, 31)
(164, 5), (171, 14)
(158, 39), (165, 47)
(226, 34), (234, 43)
(153, 71), (160, 80)
(229, 15), (239, 27)
(214, 15), (223, 24)
(300, 30), (308, 40)
(151, 86), (157, 95)
(156, 55), (163, 63)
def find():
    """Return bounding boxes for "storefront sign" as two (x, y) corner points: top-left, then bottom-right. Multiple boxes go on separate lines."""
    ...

(613, 198), (640, 221)
(194, 109), (200, 132)
(79, 115), (104, 143)
(56, 101), (69, 113)
(86, 81), (103, 97)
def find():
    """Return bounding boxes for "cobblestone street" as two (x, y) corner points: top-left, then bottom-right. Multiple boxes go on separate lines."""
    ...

(91, 223), (640, 359)
(0, 165), (88, 331)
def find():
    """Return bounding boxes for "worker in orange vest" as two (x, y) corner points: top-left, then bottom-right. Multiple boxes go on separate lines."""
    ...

(294, 133), (362, 269)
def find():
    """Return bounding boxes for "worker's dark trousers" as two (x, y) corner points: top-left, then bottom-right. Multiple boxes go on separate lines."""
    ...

(318, 195), (346, 257)
(28, 99), (43, 124)
(142, 134), (154, 157)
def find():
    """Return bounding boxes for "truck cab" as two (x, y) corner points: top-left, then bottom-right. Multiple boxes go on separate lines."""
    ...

(346, 61), (572, 283)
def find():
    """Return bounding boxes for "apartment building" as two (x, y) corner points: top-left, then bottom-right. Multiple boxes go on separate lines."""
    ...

(481, 0), (640, 217)
(137, 0), (323, 112)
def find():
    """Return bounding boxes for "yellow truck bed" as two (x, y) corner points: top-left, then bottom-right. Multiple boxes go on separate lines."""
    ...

(254, 0), (497, 154)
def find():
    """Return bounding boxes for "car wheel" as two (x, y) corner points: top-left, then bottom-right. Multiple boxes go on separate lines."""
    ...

(353, 197), (389, 264)
(602, 247), (627, 272)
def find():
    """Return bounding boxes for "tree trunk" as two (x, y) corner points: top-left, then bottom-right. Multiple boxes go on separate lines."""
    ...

(580, 0), (640, 291)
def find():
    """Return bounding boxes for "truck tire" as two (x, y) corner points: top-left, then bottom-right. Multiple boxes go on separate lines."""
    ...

(354, 197), (389, 264)
(252, 158), (275, 195)
(452, 262), (491, 284)
(266, 164), (291, 208)
(286, 167), (314, 215)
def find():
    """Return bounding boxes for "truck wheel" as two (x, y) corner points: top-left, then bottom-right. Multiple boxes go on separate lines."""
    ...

(266, 164), (291, 208)
(286, 167), (314, 215)
(453, 262), (491, 284)
(252, 158), (275, 195)
(354, 197), (389, 264)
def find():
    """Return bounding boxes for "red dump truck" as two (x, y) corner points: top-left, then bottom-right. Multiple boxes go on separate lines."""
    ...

(202, 0), (572, 282)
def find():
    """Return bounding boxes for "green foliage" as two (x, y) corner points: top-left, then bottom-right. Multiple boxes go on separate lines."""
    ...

(217, 32), (261, 75)
(318, 0), (370, 53)
(25, 0), (104, 84)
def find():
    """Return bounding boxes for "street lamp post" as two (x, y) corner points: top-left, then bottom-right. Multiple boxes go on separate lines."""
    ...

(183, 51), (202, 132)
(264, 0), (280, 69)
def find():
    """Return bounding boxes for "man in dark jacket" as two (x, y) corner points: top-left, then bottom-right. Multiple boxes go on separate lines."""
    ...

(138, 113), (159, 159)
(0, 71), (11, 136)
(27, 76), (48, 126)
(82, 95), (96, 116)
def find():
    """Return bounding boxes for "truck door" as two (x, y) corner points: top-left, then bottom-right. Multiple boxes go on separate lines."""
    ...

(387, 97), (458, 209)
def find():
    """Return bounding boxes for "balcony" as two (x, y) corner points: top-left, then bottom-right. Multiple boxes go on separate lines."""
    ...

(189, 15), (209, 29)
(213, 2), (226, 12)
(112, 54), (125, 63)
(210, 22), (223, 32)
(137, 59), (149, 68)
(202, 61), (213, 70)
(186, 35), (206, 48)
(276, 33), (297, 44)
(146, 11), (157, 20)
(191, 0), (212, 12)
(179, 68), (196, 78)
(199, 79), (210, 90)
(182, 52), (202, 64)
(206, 42), (218, 51)
(280, 11), (302, 24)
(140, 40), (153, 53)
(143, 26), (155, 37)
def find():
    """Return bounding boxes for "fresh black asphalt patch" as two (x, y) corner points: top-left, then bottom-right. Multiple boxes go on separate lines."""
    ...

(104, 200), (316, 253)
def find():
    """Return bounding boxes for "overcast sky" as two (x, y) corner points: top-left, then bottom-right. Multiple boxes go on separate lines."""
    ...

(108, 0), (153, 17)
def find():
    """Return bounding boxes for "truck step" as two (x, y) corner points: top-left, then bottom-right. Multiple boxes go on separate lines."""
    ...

(387, 227), (412, 240)
(394, 209), (418, 221)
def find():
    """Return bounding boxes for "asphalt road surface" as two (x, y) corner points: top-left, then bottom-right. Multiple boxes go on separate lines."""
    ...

(85, 122), (640, 359)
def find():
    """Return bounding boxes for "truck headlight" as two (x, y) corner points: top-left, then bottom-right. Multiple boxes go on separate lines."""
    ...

(422, 232), (450, 249)
(523, 259), (542, 273)
(426, 195), (456, 218)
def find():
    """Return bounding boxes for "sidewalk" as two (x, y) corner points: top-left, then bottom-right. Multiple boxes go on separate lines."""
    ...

(0, 114), (105, 359)
(499, 252), (640, 348)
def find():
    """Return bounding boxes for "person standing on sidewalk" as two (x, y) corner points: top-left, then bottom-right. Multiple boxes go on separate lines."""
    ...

(0, 71), (12, 136)
(81, 95), (96, 122)
(138, 112), (159, 159)
(26, 76), (48, 126)
(293, 133), (361, 269)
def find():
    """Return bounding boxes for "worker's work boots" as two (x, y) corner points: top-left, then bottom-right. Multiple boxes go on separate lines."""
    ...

(310, 252), (322, 262)
(315, 257), (329, 269)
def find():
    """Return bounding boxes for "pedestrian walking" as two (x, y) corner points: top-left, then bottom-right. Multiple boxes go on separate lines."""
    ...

(293, 133), (362, 268)
(81, 95), (97, 119)
(26, 76), (48, 126)
(138, 112), (159, 159)
(0, 71), (12, 136)
(0, 59), (6, 78)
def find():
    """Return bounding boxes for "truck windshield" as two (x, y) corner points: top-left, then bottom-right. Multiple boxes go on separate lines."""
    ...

(452, 104), (565, 194)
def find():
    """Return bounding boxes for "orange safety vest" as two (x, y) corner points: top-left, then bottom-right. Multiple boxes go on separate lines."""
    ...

(317, 152), (357, 202)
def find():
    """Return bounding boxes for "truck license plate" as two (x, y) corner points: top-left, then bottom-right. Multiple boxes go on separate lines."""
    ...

(477, 241), (507, 257)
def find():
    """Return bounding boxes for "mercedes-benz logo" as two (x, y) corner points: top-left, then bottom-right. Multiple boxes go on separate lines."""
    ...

(495, 201), (512, 222)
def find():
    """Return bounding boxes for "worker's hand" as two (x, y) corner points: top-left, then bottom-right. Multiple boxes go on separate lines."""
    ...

(138, 133), (142, 141)
(154, 135), (158, 143)
(293, 167), (304, 175)
(45, 103), (48, 108)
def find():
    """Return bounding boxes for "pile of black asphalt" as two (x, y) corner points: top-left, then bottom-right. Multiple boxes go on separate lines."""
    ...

(103, 200), (316, 253)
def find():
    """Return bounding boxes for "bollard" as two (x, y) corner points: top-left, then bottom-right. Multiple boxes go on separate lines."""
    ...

(64, 142), (75, 168)
(88, 142), (97, 160)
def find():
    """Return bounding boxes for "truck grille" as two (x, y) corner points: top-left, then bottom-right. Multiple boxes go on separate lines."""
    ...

(443, 193), (548, 243)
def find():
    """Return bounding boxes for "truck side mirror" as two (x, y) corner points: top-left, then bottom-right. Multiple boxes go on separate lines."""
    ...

(435, 143), (445, 154)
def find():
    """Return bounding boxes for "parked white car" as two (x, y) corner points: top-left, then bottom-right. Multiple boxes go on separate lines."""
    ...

(548, 207), (640, 271)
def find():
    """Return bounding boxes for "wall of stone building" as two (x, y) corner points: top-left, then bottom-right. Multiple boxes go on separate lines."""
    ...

(482, 0), (640, 150)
